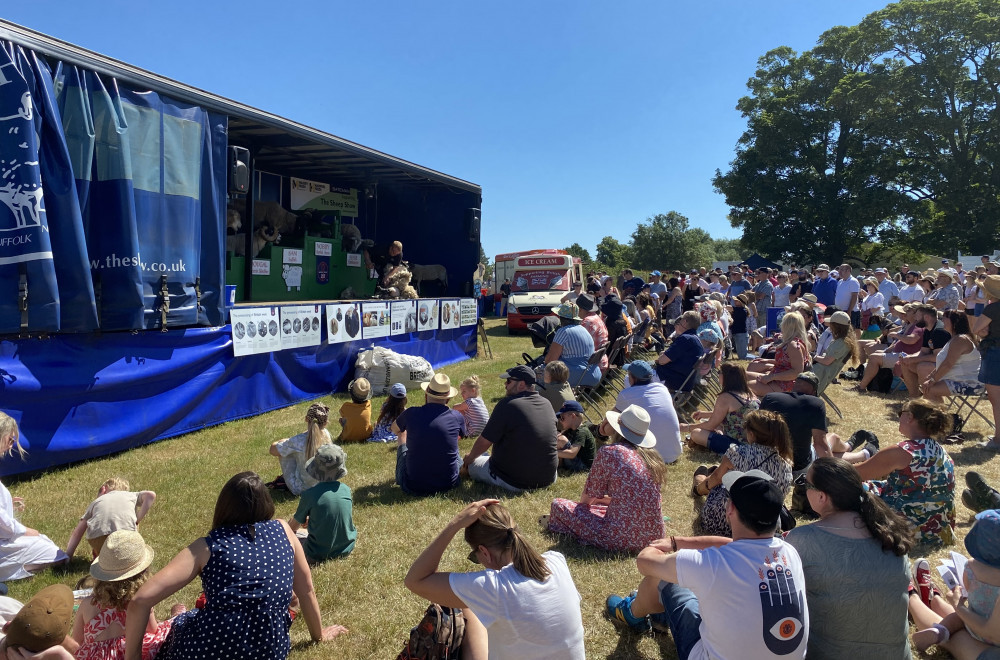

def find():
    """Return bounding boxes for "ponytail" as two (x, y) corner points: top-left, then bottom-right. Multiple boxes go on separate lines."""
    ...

(304, 402), (331, 460)
(465, 503), (550, 582)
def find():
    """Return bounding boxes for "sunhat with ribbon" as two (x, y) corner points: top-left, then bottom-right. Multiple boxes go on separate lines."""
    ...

(604, 405), (656, 448)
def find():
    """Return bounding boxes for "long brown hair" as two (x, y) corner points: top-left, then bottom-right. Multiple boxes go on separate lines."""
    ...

(304, 402), (330, 461)
(212, 472), (275, 533)
(809, 457), (914, 556)
(720, 363), (751, 395)
(465, 503), (550, 582)
(743, 410), (793, 462)
(828, 320), (861, 365)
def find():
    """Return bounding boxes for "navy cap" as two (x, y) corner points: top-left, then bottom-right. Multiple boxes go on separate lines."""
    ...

(499, 364), (537, 385)
(557, 400), (584, 416)
(626, 361), (654, 381)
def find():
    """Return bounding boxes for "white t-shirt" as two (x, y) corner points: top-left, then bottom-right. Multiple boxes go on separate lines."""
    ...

(449, 551), (585, 660)
(834, 277), (860, 311)
(898, 284), (925, 302)
(676, 537), (808, 660)
(614, 382), (683, 463)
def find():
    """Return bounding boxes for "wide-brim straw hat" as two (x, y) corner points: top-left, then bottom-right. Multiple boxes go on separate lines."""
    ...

(90, 530), (154, 582)
(892, 303), (911, 317)
(349, 378), (372, 401)
(604, 405), (656, 448)
(421, 373), (458, 399)
(982, 275), (1000, 300)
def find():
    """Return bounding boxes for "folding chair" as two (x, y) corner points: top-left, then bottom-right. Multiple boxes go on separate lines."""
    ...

(572, 346), (608, 423)
(817, 353), (851, 419)
(477, 318), (494, 360)
(949, 383), (995, 433)
(672, 352), (715, 422)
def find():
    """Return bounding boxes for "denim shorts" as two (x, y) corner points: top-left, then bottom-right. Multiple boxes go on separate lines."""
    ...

(980, 347), (1000, 386)
(707, 432), (740, 454)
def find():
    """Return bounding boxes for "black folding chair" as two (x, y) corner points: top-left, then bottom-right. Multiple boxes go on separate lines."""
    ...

(572, 346), (608, 423)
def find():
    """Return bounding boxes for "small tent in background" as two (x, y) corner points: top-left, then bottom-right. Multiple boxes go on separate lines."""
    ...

(740, 253), (783, 271)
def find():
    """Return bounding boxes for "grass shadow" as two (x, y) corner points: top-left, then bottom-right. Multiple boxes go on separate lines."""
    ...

(946, 442), (1000, 467)
(542, 533), (636, 563)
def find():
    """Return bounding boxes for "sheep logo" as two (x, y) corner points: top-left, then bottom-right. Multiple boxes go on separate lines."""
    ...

(282, 264), (303, 292)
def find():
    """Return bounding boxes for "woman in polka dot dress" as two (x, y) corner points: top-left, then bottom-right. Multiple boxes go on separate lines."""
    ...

(123, 472), (347, 660)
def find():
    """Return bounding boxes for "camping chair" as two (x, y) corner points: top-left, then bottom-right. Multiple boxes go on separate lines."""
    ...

(817, 353), (852, 419)
(477, 318), (494, 360)
(672, 352), (716, 422)
(599, 336), (632, 399)
(949, 383), (995, 435)
(572, 345), (608, 423)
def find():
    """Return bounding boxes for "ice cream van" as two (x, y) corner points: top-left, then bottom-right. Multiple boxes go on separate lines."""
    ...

(496, 250), (583, 332)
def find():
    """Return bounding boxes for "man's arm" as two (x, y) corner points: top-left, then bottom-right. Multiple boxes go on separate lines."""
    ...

(812, 429), (832, 458)
(462, 435), (493, 467)
(135, 491), (156, 524)
(848, 292), (858, 311)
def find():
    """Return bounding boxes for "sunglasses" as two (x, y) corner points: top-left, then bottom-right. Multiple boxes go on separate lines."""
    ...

(467, 547), (481, 564)
(794, 473), (817, 491)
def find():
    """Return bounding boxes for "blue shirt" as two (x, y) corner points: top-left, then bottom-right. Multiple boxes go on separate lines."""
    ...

(553, 323), (596, 357)
(812, 276), (838, 306)
(728, 279), (752, 300)
(395, 404), (466, 495)
(656, 328), (705, 392)
(878, 278), (900, 301)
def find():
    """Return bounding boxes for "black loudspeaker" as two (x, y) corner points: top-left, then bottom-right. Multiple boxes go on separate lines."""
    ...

(466, 208), (481, 242)
(228, 146), (249, 195)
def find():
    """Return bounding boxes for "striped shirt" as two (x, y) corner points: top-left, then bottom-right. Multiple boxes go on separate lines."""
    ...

(553, 324), (596, 358)
(460, 396), (490, 438)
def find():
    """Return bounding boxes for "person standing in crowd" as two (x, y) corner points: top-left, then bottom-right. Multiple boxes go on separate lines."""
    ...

(835, 264), (861, 329)
(811, 264), (837, 307)
(898, 270), (925, 302)
(727, 268), (752, 302)
(613, 361), (683, 464)
(772, 272), (792, 309)
(874, 268), (900, 305)
(500, 278), (511, 316)
(662, 278), (684, 323)
(752, 268), (774, 329)
(648, 271), (668, 307)
(605, 471), (808, 660)
(463, 366), (558, 493)
(973, 274), (1000, 450)
(393, 374), (466, 496)
(621, 269), (645, 298)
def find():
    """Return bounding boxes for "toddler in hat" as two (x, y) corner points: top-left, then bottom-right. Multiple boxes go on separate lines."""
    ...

(555, 401), (596, 472)
(72, 530), (173, 659)
(367, 383), (408, 443)
(64, 477), (157, 559)
(452, 375), (489, 438)
(289, 445), (357, 564)
(338, 378), (373, 443)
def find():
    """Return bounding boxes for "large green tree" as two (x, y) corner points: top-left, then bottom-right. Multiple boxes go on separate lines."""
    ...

(595, 236), (632, 270)
(564, 242), (592, 263)
(629, 212), (717, 271)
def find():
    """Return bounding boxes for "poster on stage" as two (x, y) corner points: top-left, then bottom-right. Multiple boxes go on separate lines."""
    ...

(326, 303), (361, 344)
(417, 299), (439, 331)
(459, 298), (477, 326)
(766, 307), (785, 337)
(279, 305), (323, 350)
(230, 307), (282, 356)
(391, 300), (417, 335)
(440, 299), (461, 330)
(361, 302), (391, 339)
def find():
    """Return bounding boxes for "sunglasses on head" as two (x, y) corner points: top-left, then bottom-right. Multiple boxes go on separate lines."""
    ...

(794, 473), (817, 490)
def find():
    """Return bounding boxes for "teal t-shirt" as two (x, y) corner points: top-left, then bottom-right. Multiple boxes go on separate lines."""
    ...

(294, 481), (357, 561)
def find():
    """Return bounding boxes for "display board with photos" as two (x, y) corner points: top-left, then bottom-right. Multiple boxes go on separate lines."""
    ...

(361, 301), (391, 339)
(391, 300), (418, 334)
(417, 299), (439, 332)
(326, 303), (361, 344)
(230, 307), (282, 356)
(279, 305), (323, 349)
(440, 299), (461, 330)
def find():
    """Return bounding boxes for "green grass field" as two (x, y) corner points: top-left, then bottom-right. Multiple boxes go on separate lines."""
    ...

(5, 318), (997, 659)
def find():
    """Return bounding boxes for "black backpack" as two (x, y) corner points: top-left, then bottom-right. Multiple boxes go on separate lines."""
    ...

(867, 367), (895, 393)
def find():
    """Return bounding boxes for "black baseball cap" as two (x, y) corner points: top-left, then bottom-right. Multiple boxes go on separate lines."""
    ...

(499, 364), (536, 385)
(722, 470), (783, 529)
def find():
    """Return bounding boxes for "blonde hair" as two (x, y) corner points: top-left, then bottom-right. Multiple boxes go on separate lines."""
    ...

(778, 311), (809, 351)
(460, 375), (481, 396)
(0, 413), (25, 459)
(304, 402), (331, 460)
(101, 477), (130, 493)
(544, 361), (570, 384)
(604, 428), (666, 486)
(465, 503), (550, 582)
(92, 569), (148, 611)
(391, 240), (403, 251)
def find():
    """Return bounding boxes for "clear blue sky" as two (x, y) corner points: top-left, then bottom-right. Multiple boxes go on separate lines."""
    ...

(6, 1), (889, 260)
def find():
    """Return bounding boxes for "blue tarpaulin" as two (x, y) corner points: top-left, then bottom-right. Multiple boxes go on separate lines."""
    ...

(0, 323), (476, 476)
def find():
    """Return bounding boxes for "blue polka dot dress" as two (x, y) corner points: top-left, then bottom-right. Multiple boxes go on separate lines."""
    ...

(158, 519), (294, 660)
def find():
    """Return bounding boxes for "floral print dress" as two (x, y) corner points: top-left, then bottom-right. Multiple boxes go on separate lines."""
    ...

(773, 338), (811, 392)
(75, 605), (172, 660)
(547, 444), (663, 552)
(718, 393), (759, 443)
(868, 438), (955, 547)
(699, 443), (792, 537)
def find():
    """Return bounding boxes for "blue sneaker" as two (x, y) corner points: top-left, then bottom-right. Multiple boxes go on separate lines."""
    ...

(606, 593), (651, 632)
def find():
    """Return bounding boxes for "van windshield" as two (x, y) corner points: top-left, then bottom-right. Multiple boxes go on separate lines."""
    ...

(512, 270), (569, 292)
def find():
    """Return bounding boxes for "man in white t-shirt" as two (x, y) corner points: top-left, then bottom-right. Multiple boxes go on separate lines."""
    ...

(898, 270), (924, 303)
(606, 470), (808, 660)
(613, 361), (683, 463)
(834, 264), (861, 329)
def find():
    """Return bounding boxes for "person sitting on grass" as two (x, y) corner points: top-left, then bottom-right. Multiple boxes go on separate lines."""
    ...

(404, 500), (585, 660)
(289, 444), (357, 564)
(368, 383), (407, 443)
(452, 375), (490, 438)
(843, 398), (955, 548)
(545, 405), (665, 552)
(64, 478), (156, 559)
(605, 470), (808, 660)
(125, 472), (347, 660)
(554, 401), (596, 473)
(537, 361), (575, 415)
(908, 509), (1000, 659)
(338, 378), (373, 442)
(72, 530), (174, 660)
(267, 402), (332, 495)
(393, 374), (467, 497)
(681, 363), (759, 455)
(785, 458), (914, 659)
(0, 584), (77, 658)
(691, 410), (793, 537)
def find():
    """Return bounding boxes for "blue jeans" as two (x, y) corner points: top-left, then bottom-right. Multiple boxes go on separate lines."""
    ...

(733, 333), (749, 360)
(395, 445), (416, 495)
(653, 582), (702, 660)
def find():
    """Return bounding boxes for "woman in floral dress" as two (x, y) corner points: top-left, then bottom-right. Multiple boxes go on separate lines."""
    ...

(546, 406), (665, 552)
(854, 398), (956, 547)
(693, 410), (793, 537)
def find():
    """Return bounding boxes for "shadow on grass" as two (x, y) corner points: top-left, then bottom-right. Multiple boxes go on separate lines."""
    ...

(946, 440), (1000, 467)
(352, 476), (539, 508)
(605, 624), (679, 659)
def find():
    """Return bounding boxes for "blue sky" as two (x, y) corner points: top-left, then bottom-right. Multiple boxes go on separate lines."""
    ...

(6, 1), (890, 260)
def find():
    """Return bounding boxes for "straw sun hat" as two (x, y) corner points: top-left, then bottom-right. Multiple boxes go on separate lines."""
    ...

(982, 275), (1000, 300)
(90, 530), (154, 582)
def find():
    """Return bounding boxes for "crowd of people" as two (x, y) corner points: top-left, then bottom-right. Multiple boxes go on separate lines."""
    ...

(0, 255), (998, 659)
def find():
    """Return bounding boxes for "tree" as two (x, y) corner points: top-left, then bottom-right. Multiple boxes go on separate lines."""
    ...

(595, 236), (632, 270)
(564, 243), (592, 264)
(712, 237), (744, 262)
(629, 212), (724, 271)
(478, 244), (493, 280)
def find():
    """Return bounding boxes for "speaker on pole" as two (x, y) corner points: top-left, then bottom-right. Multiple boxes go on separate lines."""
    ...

(466, 208), (481, 242)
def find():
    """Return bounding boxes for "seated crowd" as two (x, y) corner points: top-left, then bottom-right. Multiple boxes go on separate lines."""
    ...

(0, 260), (999, 660)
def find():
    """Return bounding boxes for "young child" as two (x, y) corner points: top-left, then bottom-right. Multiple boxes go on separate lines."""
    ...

(555, 401), (597, 472)
(538, 361), (575, 414)
(72, 530), (174, 659)
(451, 375), (489, 438)
(65, 478), (156, 559)
(289, 444), (357, 564)
(368, 383), (407, 443)
(338, 378), (373, 442)
(267, 402), (332, 495)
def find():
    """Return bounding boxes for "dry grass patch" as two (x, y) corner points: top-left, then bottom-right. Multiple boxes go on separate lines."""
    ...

(4, 318), (997, 659)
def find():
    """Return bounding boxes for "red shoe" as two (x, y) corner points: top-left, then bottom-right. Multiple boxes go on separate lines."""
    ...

(914, 558), (933, 607)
